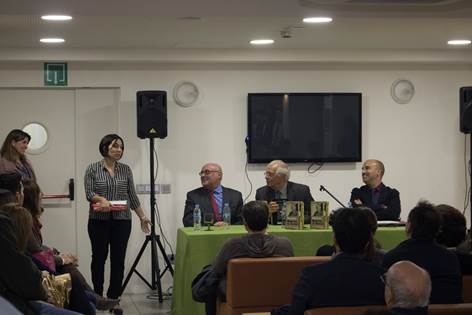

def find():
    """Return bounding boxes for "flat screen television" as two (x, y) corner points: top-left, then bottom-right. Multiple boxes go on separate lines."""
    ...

(247, 93), (362, 163)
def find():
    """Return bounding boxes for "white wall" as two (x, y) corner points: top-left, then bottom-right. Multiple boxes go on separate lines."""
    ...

(0, 61), (471, 292)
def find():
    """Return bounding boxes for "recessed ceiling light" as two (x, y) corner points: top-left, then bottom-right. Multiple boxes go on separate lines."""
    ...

(447, 39), (471, 46)
(303, 17), (333, 24)
(250, 39), (274, 45)
(40, 38), (65, 43)
(41, 15), (72, 21)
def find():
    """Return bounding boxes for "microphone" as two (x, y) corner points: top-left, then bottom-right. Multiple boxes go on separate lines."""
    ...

(319, 185), (346, 208)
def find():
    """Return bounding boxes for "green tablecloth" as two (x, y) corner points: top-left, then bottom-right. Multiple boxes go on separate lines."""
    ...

(171, 225), (406, 315)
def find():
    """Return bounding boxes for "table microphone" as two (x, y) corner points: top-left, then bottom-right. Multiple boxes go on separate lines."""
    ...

(319, 185), (346, 208)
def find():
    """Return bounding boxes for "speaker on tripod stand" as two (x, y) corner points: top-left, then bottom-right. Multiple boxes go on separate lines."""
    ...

(121, 90), (174, 302)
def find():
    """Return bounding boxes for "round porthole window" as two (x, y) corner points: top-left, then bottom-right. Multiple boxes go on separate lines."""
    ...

(23, 122), (49, 154)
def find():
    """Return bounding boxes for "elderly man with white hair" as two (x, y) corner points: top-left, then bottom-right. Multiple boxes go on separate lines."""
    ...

(384, 261), (431, 315)
(255, 160), (314, 224)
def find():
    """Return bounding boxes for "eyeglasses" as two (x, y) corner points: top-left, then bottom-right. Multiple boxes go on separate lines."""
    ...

(199, 170), (220, 176)
(264, 171), (277, 177)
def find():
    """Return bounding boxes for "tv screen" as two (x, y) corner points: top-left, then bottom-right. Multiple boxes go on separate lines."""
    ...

(247, 93), (362, 163)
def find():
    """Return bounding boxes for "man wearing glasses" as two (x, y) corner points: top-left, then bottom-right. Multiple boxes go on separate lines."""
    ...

(182, 163), (243, 227)
(255, 160), (314, 224)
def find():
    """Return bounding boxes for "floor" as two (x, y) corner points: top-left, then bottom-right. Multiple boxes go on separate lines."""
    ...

(97, 293), (172, 315)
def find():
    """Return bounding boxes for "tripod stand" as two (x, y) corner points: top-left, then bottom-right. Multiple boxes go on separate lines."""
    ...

(121, 138), (174, 302)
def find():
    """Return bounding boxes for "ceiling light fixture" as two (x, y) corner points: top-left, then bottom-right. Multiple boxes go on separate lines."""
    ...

(447, 39), (471, 46)
(41, 15), (73, 21)
(40, 38), (65, 43)
(303, 17), (333, 24)
(250, 39), (274, 45)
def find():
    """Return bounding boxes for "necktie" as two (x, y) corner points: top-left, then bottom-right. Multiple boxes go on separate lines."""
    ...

(210, 191), (222, 221)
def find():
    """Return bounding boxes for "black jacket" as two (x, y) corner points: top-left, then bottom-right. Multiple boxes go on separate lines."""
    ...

(350, 183), (401, 221)
(182, 186), (243, 227)
(256, 181), (314, 224)
(282, 253), (385, 315)
(0, 212), (47, 315)
(383, 238), (462, 304)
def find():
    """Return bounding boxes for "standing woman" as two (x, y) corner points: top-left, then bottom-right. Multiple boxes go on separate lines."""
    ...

(0, 129), (36, 181)
(84, 134), (151, 300)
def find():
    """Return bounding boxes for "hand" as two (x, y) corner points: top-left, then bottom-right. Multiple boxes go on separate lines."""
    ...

(353, 199), (363, 206)
(140, 216), (151, 234)
(268, 201), (279, 214)
(214, 221), (227, 227)
(59, 253), (78, 265)
(99, 198), (111, 212)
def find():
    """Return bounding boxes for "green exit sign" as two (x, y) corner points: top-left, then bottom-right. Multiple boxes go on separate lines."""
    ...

(44, 62), (68, 86)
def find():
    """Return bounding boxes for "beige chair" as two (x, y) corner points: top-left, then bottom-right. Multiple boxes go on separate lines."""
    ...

(217, 256), (330, 315)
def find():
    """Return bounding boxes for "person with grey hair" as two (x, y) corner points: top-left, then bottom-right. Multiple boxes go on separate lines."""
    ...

(384, 261), (431, 315)
(256, 160), (314, 224)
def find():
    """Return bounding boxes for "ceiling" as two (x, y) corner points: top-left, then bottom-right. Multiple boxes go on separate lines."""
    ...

(0, 0), (471, 55)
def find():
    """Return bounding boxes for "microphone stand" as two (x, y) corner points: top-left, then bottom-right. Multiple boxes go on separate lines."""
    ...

(319, 185), (346, 208)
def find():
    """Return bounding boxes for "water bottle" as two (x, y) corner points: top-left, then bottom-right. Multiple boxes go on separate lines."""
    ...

(193, 204), (201, 230)
(223, 203), (231, 228)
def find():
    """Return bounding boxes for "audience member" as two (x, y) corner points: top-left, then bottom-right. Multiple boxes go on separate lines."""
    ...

(316, 207), (386, 266)
(0, 129), (36, 181)
(350, 159), (400, 221)
(202, 201), (293, 315)
(0, 172), (24, 205)
(183, 163), (243, 227)
(274, 208), (385, 315)
(435, 204), (472, 274)
(383, 261), (431, 315)
(0, 205), (81, 315)
(382, 201), (462, 304)
(256, 160), (314, 224)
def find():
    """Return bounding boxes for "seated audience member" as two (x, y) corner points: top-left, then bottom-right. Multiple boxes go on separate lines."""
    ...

(382, 261), (431, 315)
(0, 188), (16, 207)
(350, 159), (400, 221)
(316, 207), (386, 266)
(0, 172), (24, 205)
(0, 204), (81, 315)
(204, 201), (294, 315)
(22, 179), (119, 312)
(183, 163), (243, 227)
(382, 201), (462, 304)
(256, 160), (314, 224)
(275, 208), (385, 315)
(435, 204), (472, 274)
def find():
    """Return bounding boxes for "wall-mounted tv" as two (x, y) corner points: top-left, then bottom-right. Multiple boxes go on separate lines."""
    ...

(247, 93), (362, 163)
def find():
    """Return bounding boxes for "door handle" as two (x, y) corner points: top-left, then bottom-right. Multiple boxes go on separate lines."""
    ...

(42, 178), (74, 201)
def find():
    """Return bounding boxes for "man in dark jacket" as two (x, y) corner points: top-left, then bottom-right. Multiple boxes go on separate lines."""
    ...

(256, 160), (314, 224)
(350, 159), (400, 221)
(382, 201), (462, 304)
(275, 208), (385, 315)
(182, 163), (243, 227)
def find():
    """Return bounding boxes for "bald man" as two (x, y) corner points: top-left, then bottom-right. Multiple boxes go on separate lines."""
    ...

(255, 160), (314, 224)
(384, 261), (431, 315)
(350, 159), (401, 221)
(182, 163), (243, 227)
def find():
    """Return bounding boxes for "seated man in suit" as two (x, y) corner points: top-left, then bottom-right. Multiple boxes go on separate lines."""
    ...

(256, 160), (314, 224)
(350, 159), (401, 221)
(182, 163), (243, 227)
(275, 208), (385, 315)
(382, 201), (462, 304)
(383, 261), (431, 315)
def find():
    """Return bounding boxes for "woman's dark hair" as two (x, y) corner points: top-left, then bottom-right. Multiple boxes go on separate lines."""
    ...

(0, 129), (31, 161)
(333, 208), (373, 255)
(408, 201), (441, 240)
(99, 134), (124, 158)
(1, 203), (33, 252)
(436, 204), (467, 247)
(22, 179), (42, 217)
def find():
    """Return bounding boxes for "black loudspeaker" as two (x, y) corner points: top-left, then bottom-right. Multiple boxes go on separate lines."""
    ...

(460, 87), (472, 134)
(137, 91), (167, 139)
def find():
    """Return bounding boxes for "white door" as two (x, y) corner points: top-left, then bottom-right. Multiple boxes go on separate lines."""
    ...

(0, 88), (119, 277)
